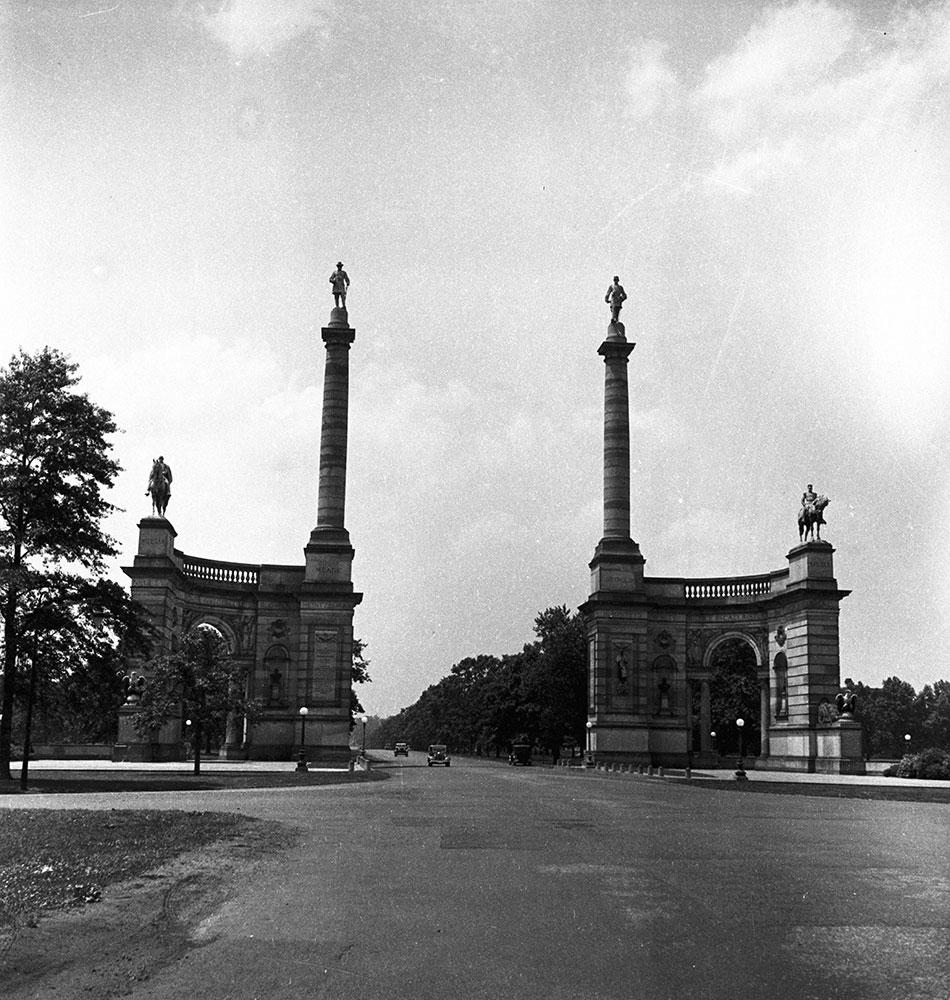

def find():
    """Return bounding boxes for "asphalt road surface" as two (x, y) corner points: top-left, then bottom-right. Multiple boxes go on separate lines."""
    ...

(8, 752), (950, 999)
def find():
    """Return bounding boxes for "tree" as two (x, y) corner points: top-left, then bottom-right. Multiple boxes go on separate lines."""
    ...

(0, 348), (120, 779)
(524, 606), (587, 759)
(917, 681), (950, 750)
(375, 606), (587, 759)
(350, 638), (372, 728)
(709, 639), (760, 755)
(35, 578), (154, 744)
(10, 575), (153, 748)
(133, 627), (262, 774)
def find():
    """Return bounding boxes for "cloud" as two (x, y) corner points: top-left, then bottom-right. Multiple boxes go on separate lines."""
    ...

(696, 1), (854, 134)
(691, 1), (950, 191)
(625, 40), (680, 120)
(192, 0), (335, 58)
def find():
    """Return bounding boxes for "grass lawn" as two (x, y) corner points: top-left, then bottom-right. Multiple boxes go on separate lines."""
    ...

(0, 767), (385, 795)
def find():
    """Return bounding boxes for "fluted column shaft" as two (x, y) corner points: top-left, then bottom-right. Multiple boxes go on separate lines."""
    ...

(317, 327), (355, 529)
(598, 340), (635, 539)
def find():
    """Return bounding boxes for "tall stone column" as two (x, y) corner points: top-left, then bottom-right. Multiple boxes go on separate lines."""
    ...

(759, 677), (770, 757)
(305, 307), (358, 585)
(299, 304), (362, 763)
(588, 322), (645, 594)
(581, 315), (666, 767)
(310, 307), (356, 554)
(601, 328), (633, 538)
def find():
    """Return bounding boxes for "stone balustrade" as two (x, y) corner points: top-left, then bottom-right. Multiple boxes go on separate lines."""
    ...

(683, 575), (772, 600)
(181, 555), (260, 585)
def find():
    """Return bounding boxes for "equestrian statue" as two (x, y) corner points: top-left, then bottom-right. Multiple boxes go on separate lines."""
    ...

(798, 483), (830, 543)
(146, 455), (172, 518)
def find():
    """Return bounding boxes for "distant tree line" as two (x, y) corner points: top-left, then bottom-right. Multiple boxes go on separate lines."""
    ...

(848, 676), (950, 759)
(377, 606), (586, 760)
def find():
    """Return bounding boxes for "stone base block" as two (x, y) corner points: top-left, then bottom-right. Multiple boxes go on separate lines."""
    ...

(589, 721), (690, 767)
(814, 757), (866, 775)
(758, 754), (816, 773)
(218, 745), (249, 761)
(242, 742), (354, 764)
(112, 742), (181, 763)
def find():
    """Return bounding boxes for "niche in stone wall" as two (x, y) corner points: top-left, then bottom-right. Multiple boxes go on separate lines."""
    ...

(609, 639), (635, 711)
(774, 651), (788, 719)
(652, 654), (676, 715)
(264, 645), (290, 706)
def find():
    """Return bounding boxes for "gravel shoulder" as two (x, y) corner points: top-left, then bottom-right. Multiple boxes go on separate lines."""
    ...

(0, 809), (297, 998)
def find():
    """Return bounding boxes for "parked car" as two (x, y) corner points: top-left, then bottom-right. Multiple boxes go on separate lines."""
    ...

(427, 744), (451, 766)
(394, 742), (410, 757)
(508, 743), (532, 766)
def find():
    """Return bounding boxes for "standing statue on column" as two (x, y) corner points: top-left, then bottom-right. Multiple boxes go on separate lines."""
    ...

(605, 275), (627, 323)
(146, 455), (172, 518)
(330, 261), (350, 309)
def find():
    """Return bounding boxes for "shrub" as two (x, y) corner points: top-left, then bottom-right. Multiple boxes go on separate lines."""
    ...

(886, 748), (950, 780)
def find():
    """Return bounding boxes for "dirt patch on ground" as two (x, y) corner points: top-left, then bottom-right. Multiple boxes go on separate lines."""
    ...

(1, 815), (297, 998)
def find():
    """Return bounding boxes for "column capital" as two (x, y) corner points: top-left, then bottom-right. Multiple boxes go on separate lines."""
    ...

(321, 325), (355, 346)
(598, 340), (635, 361)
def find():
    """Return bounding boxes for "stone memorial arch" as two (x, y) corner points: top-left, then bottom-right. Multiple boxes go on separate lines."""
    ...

(581, 309), (863, 773)
(116, 303), (361, 762)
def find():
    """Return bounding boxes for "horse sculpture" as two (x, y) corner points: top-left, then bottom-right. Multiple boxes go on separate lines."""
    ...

(798, 495), (830, 543)
(147, 459), (171, 518)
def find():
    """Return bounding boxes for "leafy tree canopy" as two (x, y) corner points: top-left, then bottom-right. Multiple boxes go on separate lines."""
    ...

(133, 627), (262, 774)
(1, 348), (121, 778)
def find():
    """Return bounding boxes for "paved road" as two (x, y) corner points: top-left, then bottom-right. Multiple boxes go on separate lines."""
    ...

(6, 752), (950, 999)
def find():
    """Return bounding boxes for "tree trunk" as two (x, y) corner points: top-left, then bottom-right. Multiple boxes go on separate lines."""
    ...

(193, 718), (201, 774)
(1, 577), (20, 781)
(19, 649), (37, 791)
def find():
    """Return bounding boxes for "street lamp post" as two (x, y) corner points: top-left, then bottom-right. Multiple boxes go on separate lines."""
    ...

(296, 706), (309, 772)
(734, 718), (748, 781)
(904, 733), (912, 754)
(585, 721), (594, 767)
(360, 714), (368, 755)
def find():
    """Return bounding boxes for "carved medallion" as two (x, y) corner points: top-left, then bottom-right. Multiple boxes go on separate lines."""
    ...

(776, 626), (787, 647)
(654, 630), (674, 650)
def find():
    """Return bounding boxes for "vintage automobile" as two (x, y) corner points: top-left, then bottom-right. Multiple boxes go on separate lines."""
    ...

(426, 744), (451, 766)
(508, 743), (532, 766)
(393, 742), (410, 757)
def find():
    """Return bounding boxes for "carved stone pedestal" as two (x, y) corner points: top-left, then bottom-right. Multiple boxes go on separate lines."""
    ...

(815, 718), (865, 774)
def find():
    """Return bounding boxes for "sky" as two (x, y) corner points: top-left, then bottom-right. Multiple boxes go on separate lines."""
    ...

(2, 0), (949, 717)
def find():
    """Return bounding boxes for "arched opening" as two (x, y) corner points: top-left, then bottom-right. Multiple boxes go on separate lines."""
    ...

(181, 622), (233, 756)
(709, 637), (760, 756)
